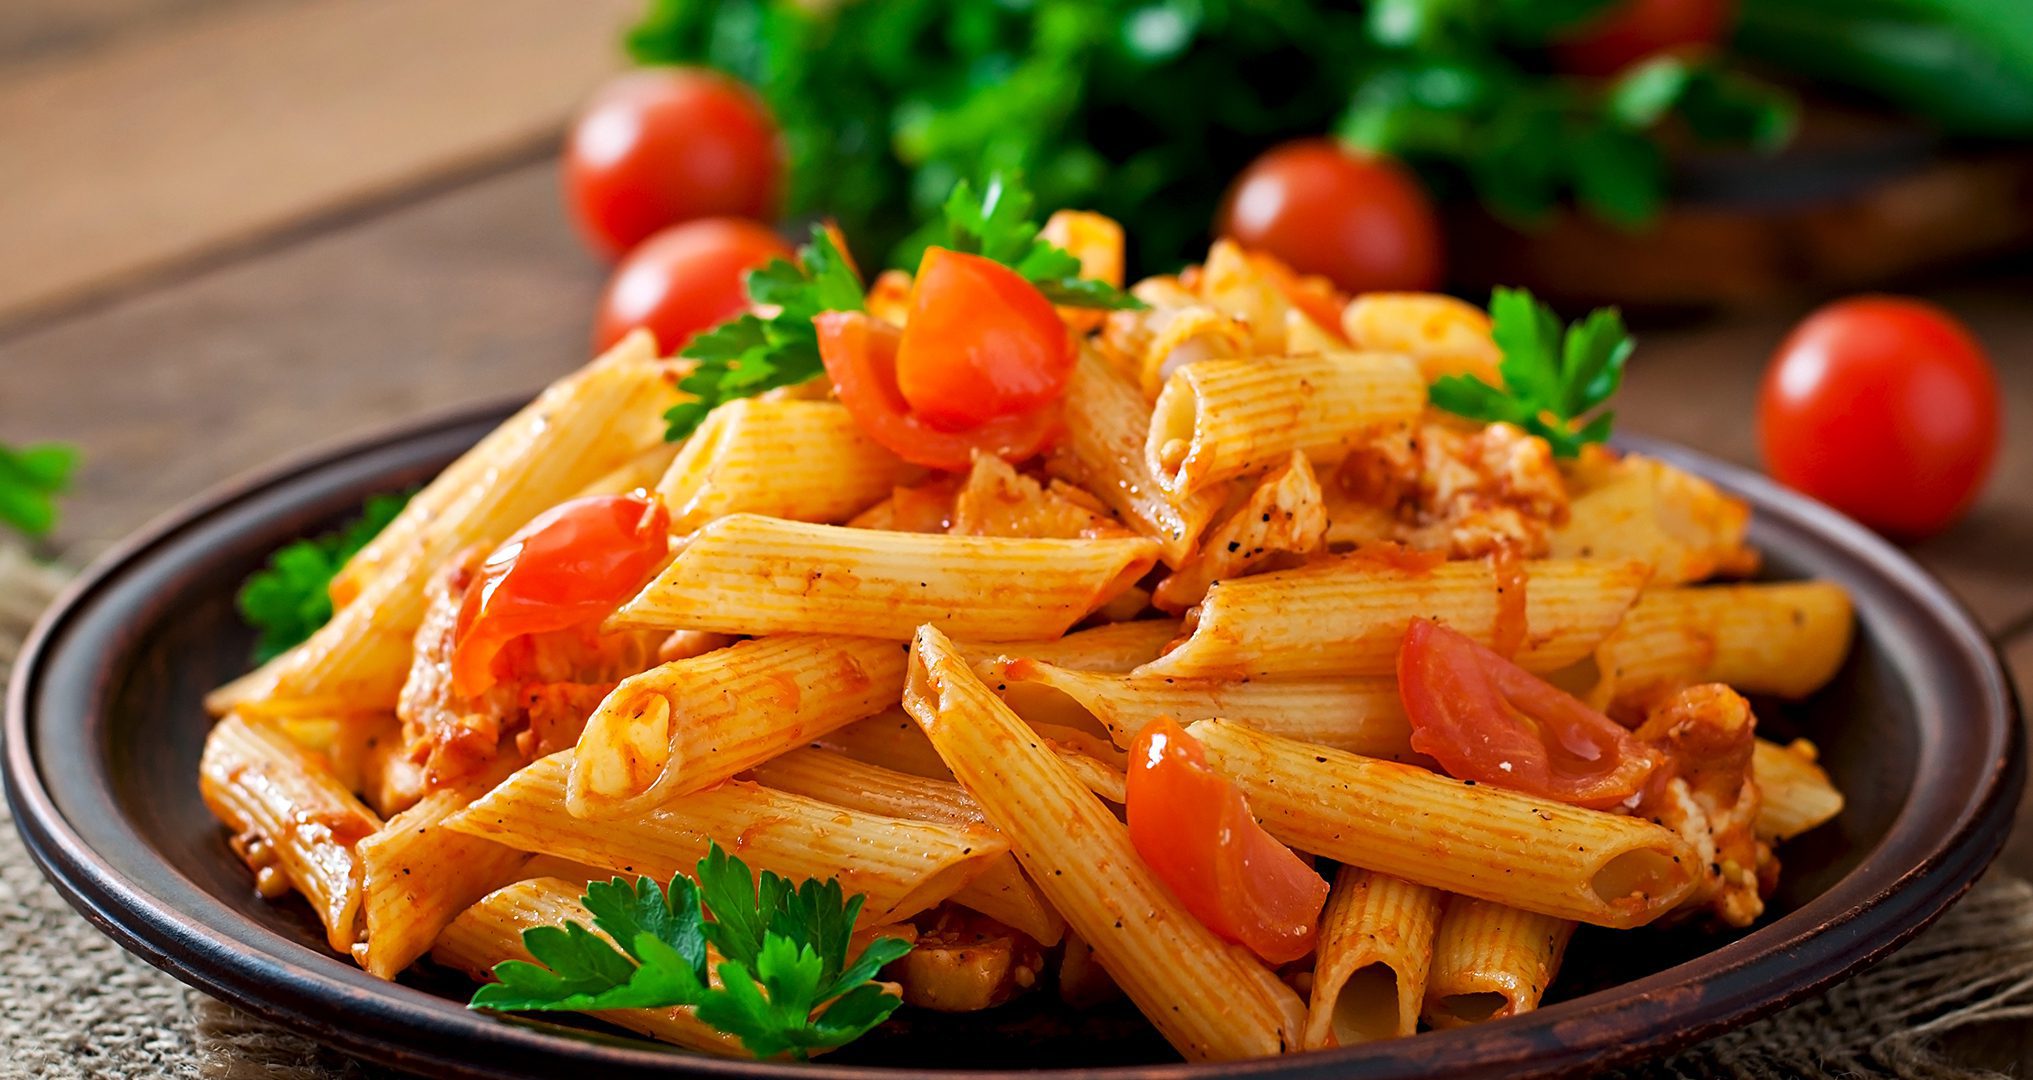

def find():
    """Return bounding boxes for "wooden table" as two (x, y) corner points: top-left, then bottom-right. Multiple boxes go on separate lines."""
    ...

(2, 0), (2030, 1071)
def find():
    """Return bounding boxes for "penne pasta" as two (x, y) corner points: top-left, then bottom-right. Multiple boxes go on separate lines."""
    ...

(1145, 352), (1424, 498)
(569, 635), (907, 818)
(956, 619), (1181, 674)
(1305, 868), (1442, 1048)
(656, 398), (912, 531)
(1153, 452), (1328, 614)
(1340, 293), (1501, 384)
(1186, 721), (1698, 928)
(750, 747), (1065, 946)
(444, 751), (1003, 926)
(433, 877), (748, 1057)
(1045, 346), (1227, 566)
(356, 780), (531, 979)
(1589, 582), (1854, 706)
(1753, 737), (1847, 841)
(1422, 897), (1575, 1029)
(903, 625), (1306, 1062)
(1138, 553), (1647, 679)
(984, 658), (1413, 759)
(199, 714), (383, 953)
(209, 338), (679, 718)
(818, 708), (955, 779)
(608, 514), (1159, 642)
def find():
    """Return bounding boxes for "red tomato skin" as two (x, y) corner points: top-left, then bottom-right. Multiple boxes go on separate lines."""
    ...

(564, 69), (782, 261)
(1758, 296), (2000, 538)
(894, 248), (1075, 431)
(1552, 0), (1737, 77)
(814, 311), (1061, 471)
(593, 218), (790, 353)
(1126, 717), (1329, 965)
(1397, 620), (1657, 809)
(1216, 139), (1443, 295)
(451, 492), (671, 698)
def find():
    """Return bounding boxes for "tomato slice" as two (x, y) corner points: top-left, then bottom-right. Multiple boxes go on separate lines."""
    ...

(450, 492), (671, 698)
(815, 311), (1060, 471)
(1397, 619), (1658, 810)
(1126, 716), (1329, 964)
(893, 247), (1075, 432)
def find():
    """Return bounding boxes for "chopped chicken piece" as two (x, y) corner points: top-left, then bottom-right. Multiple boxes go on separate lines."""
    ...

(1634, 683), (1769, 928)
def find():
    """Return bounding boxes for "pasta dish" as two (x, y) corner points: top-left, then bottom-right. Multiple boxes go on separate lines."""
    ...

(197, 179), (1851, 1064)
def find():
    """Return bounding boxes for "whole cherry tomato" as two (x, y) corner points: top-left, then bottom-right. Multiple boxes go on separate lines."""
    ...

(593, 218), (789, 353)
(894, 248), (1075, 432)
(564, 69), (781, 260)
(1552, 0), (1737, 77)
(451, 493), (671, 698)
(1216, 139), (1443, 295)
(1759, 297), (2000, 538)
(1126, 717), (1329, 965)
(1397, 619), (1660, 810)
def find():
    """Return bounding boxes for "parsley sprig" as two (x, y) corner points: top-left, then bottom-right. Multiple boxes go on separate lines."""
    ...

(666, 225), (864, 441)
(1428, 287), (1632, 457)
(931, 174), (1144, 311)
(665, 171), (1139, 442)
(0, 441), (79, 539)
(472, 843), (913, 1060)
(235, 491), (409, 662)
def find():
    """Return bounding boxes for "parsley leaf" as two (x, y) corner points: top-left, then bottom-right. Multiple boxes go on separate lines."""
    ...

(1428, 287), (1632, 457)
(0, 441), (79, 540)
(666, 225), (864, 442)
(930, 173), (1143, 311)
(235, 491), (410, 662)
(470, 842), (912, 1061)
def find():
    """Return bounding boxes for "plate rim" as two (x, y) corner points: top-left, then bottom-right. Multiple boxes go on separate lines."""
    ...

(5, 401), (2024, 1080)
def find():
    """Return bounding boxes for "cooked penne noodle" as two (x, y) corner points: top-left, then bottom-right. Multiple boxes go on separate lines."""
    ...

(984, 658), (1412, 759)
(1422, 897), (1575, 1029)
(1305, 868), (1442, 1048)
(433, 877), (749, 1057)
(199, 714), (383, 952)
(818, 708), (955, 779)
(569, 635), (907, 818)
(903, 625), (1306, 1062)
(1154, 452), (1328, 613)
(957, 619), (1181, 673)
(571, 440), (683, 503)
(1045, 346), (1226, 566)
(356, 782), (531, 979)
(444, 751), (1002, 926)
(749, 747), (1065, 946)
(1340, 293), (1501, 384)
(1186, 721), (1698, 928)
(609, 514), (1159, 641)
(1138, 554), (1648, 679)
(209, 339), (679, 718)
(1589, 582), (1854, 706)
(1551, 452), (1757, 585)
(1145, 352), (1424, 498)
(656, 398), (912, 531)
(1753, 737), (1846, 841)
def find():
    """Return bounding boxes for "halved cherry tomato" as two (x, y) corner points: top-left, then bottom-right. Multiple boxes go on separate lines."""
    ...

(451, 492), (671, 699)
(894, 247), (1075, 432)
(815, 311), (1060, 471)
(1126, 716), (1329, 964)
(1397, 619), (1658, 810)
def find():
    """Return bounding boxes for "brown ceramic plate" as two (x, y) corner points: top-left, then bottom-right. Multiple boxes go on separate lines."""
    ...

(5, 401), (2023, 1079)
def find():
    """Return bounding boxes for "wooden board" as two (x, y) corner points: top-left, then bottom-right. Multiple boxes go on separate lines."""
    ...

(0, 0), (634, 326)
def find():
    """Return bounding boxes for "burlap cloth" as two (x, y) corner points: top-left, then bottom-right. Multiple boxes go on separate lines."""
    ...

(4, 546), (2030, 1079)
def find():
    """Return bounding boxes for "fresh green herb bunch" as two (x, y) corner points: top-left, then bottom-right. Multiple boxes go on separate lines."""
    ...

(1428, 287), (1633, 457)
(628, 0), (1792, 272)
(471, 842), (914, 1060)
(236, 491), (410, 661)
(0, 441), (79, 540)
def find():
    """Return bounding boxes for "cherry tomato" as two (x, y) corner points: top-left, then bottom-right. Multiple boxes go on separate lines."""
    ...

(1126, 717), (1328, 964)
(1552, 0), (1737, 77)
(593, 218), (789, 353)
(1216, 139), (1443, 295)
(564, 69), (781, 260)
(894, 248), (1074, 432)
(815, 311), (1062, 471)
(1397, 619), (1658, 810)
(451, 492), (671, 698)
(1759, 297), (2001, 538)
